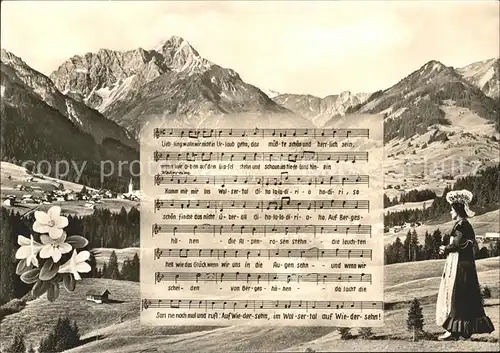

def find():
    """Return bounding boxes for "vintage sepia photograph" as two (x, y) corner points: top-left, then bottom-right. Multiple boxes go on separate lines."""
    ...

(0, 1), (499, 352)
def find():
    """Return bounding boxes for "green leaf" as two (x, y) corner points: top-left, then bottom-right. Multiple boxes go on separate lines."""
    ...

(66, 235), (88, 249)
(39, 259), (60, 281)
(20, 268), (40, 284)
(16, 259), (33, 275)
(62, 273), (76, 292)
(32, 279), (50, 298)
(47, 282), (60, 302)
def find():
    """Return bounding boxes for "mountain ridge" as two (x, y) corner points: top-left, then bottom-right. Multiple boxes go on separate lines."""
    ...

(1, 49), (137, 149)
(49, 36), (301, 136)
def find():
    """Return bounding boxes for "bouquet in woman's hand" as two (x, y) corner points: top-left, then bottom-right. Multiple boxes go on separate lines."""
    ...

(15, 206), (91, 301)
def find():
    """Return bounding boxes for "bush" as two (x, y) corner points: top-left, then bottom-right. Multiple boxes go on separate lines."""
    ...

(4, 331), (26, 353)
(481, 285), (492, 305)
(338, 327), (352, 340)
(358, 327), (374, 339)
(0, 299), (26, 322)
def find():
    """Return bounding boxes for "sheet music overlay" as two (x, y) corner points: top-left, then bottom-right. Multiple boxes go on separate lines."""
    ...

(140, 119), (384, 326)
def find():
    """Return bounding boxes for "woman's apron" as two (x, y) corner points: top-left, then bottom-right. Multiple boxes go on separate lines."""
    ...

(435, 235), (459, 326)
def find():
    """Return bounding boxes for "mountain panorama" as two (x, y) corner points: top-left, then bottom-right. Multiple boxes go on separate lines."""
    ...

(1, 36), (499, 158)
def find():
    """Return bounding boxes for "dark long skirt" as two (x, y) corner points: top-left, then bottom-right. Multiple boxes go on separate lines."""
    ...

(442, 260), (495, 338)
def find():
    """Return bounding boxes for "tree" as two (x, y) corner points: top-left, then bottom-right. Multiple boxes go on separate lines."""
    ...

(406, 298), (424, 341)
(410, 229), (419, 261)
(102, 262), (108, 279)
(27, 344), (35, 353)
(107, 250), (121, 280)
(358, 327), (374, 339)
(4, 331), (26, 353)
(38, 332), (56, 353)
(403, 231), (412, 262)
(121, 253), (140, 282)
(38, 316), (80, 353)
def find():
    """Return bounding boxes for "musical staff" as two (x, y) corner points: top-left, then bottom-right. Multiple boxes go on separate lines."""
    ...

(154, 247), (372, 260)
(153, 173), (369, 187)
(151, 223), (372, 237)
(152, 151), (368, 163)
(142, 298), (383, 311)
(153, 127), (370, 139)
(154, 271), (372, 285)
(154, 198), (369, 212)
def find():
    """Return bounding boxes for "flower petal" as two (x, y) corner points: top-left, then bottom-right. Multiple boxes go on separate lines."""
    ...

(15, 246), (31, 259)
(54, 216), (69, 229)
(40, 234), (53, 245)
(33, 222), (50, 234)
(17, 235), (31, 246)
(39, 245), (54, 259)
(31, 256), (39, 268)
(76, 250), (90, 262)
(51, 249), (62, 263)
(47, 206), (62, 220)
(34, 210), (50, 224)
(73, 271), (82, 281)
(66, 235), (88, 249)
(48, 227), (64, 240)
(75, 262), (91, 273)
(59, 243), (73, 254)
(59, 232), (67, 243)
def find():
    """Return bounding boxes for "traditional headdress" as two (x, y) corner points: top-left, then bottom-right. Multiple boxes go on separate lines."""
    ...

(446, 189), (475, 217)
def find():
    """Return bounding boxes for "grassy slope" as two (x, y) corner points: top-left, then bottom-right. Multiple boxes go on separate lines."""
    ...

(2, 258), (497, 352)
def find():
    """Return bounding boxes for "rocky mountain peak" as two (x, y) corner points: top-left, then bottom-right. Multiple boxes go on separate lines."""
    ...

(154, 35), (211, 74)
(1, 49), (26, 67)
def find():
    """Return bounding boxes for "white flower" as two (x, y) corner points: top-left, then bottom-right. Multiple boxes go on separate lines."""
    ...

(33, 206), (68, 239)
(39, 232), (72, 263)
(57, 250), (91, 280)
(15, 235), (43, 267)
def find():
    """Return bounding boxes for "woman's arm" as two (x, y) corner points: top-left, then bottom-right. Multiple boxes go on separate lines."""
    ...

(444, 222), (472, 254)
(444, 229), (464, 253)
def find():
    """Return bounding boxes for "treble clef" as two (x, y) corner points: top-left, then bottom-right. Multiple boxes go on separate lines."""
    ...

(153, 128), (160, 139)
(142, 299), (151, 310)
(155, 272), (164, 284)
(154, 174), (162, 186)
(154, 248), (163, 260)
(152, 223), (160, 236)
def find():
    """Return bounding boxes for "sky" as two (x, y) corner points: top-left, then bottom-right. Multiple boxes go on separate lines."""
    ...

(1, 0), (499, 97)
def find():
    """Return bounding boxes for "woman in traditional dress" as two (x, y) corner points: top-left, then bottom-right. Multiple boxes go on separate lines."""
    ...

(436, 189), (495, 340)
